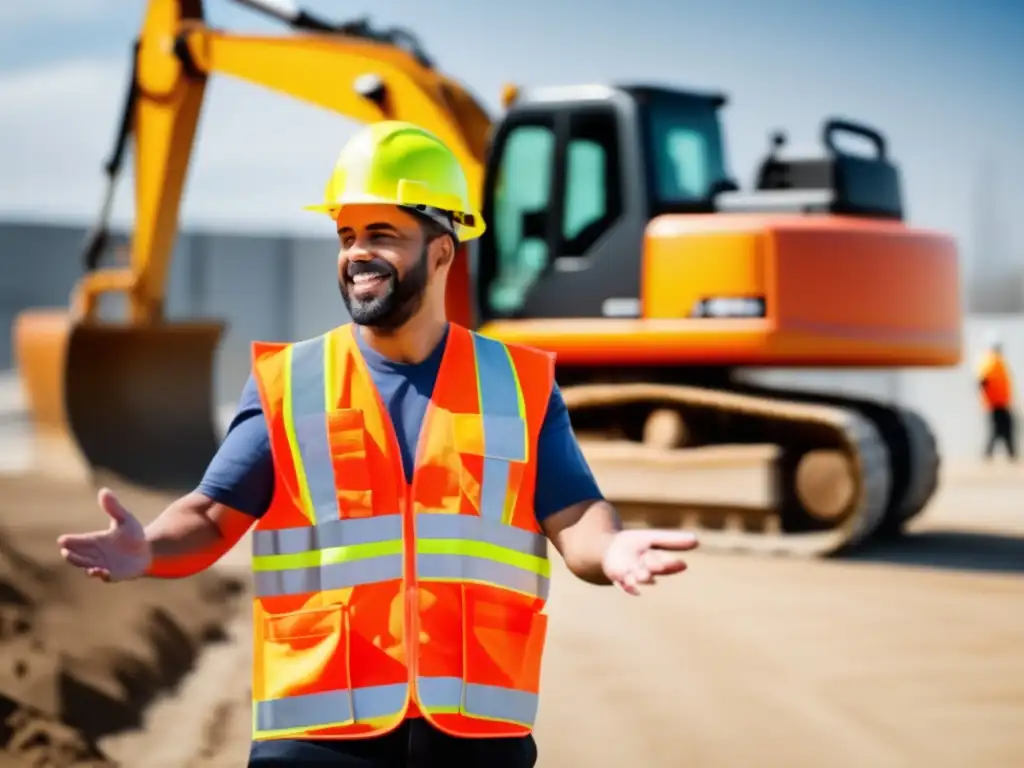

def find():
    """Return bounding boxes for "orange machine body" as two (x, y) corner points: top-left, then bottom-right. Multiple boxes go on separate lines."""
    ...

(481, 213), (961, 369)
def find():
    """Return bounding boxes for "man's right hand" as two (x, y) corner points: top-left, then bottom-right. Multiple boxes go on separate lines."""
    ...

(57, 487), (152, 582)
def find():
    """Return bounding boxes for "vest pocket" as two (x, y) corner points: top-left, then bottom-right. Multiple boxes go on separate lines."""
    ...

(452, 413), (528, 521)
(460, 585), (547, 725)
(325, 408), (374, 517)
(259, 605), (351, 704)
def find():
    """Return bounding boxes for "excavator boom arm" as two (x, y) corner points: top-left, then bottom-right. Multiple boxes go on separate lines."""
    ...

(177, 28), (491, 187)
(83, 0), (492, 324)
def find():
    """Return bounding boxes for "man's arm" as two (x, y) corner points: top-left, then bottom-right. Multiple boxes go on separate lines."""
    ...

(532, 384), (621, 585)
(978, 355), (994, 390)
(145, 375), (274, 577)
(543, 500), (622, 585)
(142, 494), (255, 577)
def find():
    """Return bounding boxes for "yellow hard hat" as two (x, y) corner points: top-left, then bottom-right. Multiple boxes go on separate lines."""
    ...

(305, 120), (486, 242)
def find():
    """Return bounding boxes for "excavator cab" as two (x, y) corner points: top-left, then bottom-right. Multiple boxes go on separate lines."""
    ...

(475, 87), (912, 327)
(476, 84), (732, 324)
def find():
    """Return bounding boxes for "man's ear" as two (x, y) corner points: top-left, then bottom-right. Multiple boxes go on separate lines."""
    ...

(432, 234), (456, 271)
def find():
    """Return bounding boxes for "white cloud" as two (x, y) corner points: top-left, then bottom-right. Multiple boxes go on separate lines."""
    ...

(0, 55), (363, 234)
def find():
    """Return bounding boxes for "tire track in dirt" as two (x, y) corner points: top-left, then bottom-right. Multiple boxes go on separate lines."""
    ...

(98, 580), (253, 767)
(0, 475), (247, 767)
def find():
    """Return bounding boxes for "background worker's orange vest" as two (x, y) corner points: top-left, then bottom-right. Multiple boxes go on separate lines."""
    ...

(978, 351), (1012, 410)
(249, 323), (555, 742)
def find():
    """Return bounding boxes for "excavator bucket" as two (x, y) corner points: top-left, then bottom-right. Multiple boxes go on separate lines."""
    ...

(13, 309), (226, 493)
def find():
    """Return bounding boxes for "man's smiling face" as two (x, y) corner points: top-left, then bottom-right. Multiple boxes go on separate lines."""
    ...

(335, 203), (432, 332)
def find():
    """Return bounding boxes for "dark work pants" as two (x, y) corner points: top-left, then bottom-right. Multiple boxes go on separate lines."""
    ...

(985, 407), (1017, 460)
(247, 719), (538, 767)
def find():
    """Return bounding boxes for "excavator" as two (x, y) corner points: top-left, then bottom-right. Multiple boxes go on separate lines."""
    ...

(12, 0), (962, 557)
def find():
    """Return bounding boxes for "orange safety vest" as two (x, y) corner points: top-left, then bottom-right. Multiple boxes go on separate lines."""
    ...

(249, 322), (555, 742)
(978, 351), (1012, 410)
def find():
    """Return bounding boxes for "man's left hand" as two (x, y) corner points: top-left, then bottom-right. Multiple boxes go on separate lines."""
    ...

(601, 529), (699, 596)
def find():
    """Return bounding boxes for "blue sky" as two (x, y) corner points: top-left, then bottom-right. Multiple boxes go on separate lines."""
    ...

(0, 0), (1021, 277)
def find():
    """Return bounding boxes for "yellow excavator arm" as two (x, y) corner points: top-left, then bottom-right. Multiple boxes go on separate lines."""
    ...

(83, 0), (492, 325)
(14, 0), (496, 491)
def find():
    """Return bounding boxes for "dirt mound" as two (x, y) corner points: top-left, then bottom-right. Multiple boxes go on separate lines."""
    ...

(0, 475), (245, 767)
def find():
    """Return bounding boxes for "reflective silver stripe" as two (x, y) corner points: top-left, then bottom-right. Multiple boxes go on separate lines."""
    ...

(481, 414), (528, 462)
(415, 512), (546, 558)
(255, 682), (408, 733)
(417, 676), (539, 727)
(472, 334), (527, 521)
(252, 515), (404, 556)
(290, 335), (339, 526)
(253, 555), (403, 597)
(416, 554), (549, 600)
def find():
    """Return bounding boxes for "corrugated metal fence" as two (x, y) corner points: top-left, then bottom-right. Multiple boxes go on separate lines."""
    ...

(0, 219), (344, 405)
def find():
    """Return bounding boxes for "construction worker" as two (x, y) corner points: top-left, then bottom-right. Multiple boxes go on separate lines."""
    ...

(55, 121), (699, 767)
(978, 330), (1016, 460)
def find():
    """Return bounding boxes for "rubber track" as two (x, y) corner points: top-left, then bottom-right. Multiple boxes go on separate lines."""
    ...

(562, 382), (893, 557)
(887, 406), (941, 528)
(731, 380), (941, 535)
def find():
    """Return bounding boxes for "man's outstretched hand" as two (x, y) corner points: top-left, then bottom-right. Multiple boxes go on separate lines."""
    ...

(56, 487), (151, 582)
(601, 528), (699, 596)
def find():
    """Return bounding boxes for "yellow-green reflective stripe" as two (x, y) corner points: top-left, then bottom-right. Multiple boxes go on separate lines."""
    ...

(417, 676), (538, 728)
(415, 539), (549, 578)
(252, 515), (403, 557)
(252, 540), (402, 572)
(415, 512), (547, 558)
(253, 514), (544, 560)
(253, 682), (408, 736)
(250, 515), (404, 597)
(415, 528), (551, 599)
(471, 334), (527, 523)
(281, 344), (315, 525)
(251, 512), (549, 597)
(287, 335), (341, 526)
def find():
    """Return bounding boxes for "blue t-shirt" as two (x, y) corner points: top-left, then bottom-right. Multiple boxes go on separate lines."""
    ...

(198, 324), (603, 523)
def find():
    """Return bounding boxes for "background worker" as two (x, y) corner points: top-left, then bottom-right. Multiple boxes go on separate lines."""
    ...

(977, 330), (1016, 461)
(56, 121), (699, 767)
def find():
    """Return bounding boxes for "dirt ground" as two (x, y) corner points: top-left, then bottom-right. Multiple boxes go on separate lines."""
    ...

(0, 475), (244, 767)
(1, 463), (1023, 768)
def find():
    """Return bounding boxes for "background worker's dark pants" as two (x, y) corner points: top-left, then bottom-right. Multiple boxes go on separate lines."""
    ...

(985, 406), (1016, 460)
(247, 719), (538, 767)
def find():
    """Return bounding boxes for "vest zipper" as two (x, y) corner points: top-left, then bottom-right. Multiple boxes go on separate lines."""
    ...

(354, 324), (433, 718)
(404, 481), (419, 699)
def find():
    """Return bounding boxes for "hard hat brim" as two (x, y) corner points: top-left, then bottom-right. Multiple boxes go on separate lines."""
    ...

(304, 197), (486, 242)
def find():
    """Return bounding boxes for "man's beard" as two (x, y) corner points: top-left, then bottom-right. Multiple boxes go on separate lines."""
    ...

(339, 247), (429, 333)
